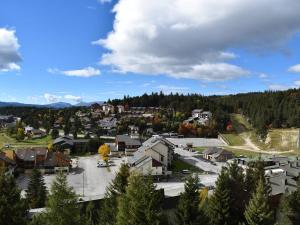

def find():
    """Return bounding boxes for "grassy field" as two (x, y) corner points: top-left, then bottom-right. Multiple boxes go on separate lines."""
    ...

(221, 133), (245, 146)
(0, 131), (52, 150)
(221, 114), (299, 153)
(171, 158), (202, 173)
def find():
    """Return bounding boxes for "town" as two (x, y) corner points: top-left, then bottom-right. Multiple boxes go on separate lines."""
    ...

(2, 0), (300, 225)
(0, 94), (300, 225)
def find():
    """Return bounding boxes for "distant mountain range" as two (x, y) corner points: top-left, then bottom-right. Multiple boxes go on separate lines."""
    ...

(0, 101), (104, 108)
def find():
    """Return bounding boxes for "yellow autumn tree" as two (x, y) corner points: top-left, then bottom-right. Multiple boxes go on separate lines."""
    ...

(98, 144), (111, 162)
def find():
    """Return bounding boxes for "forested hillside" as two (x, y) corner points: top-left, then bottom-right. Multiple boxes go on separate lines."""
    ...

(111, 89), (300, 131)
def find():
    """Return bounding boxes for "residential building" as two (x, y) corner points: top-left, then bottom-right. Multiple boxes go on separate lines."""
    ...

(129, 136), (175, 176)
(116, 105), (125, 114)
(15, 148), (48, 169)
(203, 147), (234, 162)
(53, 136), (89, 154)
(102, 104), (114, 115)
(99, 117), (117, 130)
(115, 135), (142, 153)
(128, 125), (139, 138)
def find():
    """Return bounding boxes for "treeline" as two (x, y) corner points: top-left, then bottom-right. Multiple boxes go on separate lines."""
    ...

(214, 89), (300, 129)
(2, 162), (300, 225)
(110, 89), (300, 131)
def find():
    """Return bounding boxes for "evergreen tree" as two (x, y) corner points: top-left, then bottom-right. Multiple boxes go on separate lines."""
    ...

(41, 172), (85, 225)
(51, 128), (59, 139)
(280, 179), (300, 225)
(208, 169), (231, 225)
(26, 168), (47, 208)
(0, 170), (27, 225)
(85, 202), (98, 225)
(176, 175), (208, 225)
(227, 160), (247, 225)
(244, 179), (274, 225)
(116, 173), (164, 225)
(99, 164), (130, 225)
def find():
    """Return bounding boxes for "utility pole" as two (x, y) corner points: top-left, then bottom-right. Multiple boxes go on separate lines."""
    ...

(82, 172), (85, 197)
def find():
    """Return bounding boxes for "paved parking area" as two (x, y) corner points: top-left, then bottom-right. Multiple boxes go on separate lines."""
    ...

(175, 148), (226, 174)
(167, 137), (226, 147)
(17, 155), (123, 200)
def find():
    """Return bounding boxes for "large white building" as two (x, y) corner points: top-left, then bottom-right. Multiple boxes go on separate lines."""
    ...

(129, 136), (175, 176)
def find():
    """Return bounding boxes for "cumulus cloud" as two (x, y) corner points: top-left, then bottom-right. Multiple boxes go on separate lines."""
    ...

(48, 67), (101, 77)
(98, 0), (112, 4)
(288, 64), (300, 73)
(64, 94), (82, 102)
(44, 93), (83, 103)
(269, 80), (300, 91)
(96, 0), (300, 81)
(44, 93), (61, 103)
(0, 28), (21, 72)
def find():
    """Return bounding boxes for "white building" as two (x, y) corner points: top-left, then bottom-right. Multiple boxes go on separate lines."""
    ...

(129, 136), (175, 176)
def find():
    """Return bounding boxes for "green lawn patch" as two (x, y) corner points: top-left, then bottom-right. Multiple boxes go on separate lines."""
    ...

(220, 133), (245, 146)
(171, 158), (202, 173)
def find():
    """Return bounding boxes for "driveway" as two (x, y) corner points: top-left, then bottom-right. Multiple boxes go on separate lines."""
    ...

(174, 148), (226, 174)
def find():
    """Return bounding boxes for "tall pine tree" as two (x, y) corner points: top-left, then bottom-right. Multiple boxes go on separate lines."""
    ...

(208, 169), (231, 225)
(244, 178), (274, 225)
(176, 175), (208, 225)
(280, 179), (300, 225)
(99, 163), (130, 225)
(116, 173), (164, 225)
(40, 172), (85, 225)
(26, 168), (47, 208)
(0, 170), (27, 225)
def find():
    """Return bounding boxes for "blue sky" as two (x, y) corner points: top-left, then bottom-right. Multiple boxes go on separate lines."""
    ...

(0, 0), (300, 104)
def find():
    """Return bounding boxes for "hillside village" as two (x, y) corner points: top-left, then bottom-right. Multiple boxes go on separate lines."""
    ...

(0, 97), (300, 224)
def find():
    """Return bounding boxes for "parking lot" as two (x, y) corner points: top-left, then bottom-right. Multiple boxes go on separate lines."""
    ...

(174, 148), (226, 174)
(17, 155), (124, 200)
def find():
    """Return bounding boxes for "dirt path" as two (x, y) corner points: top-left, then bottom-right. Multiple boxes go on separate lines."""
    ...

(229, 131), (294, 154)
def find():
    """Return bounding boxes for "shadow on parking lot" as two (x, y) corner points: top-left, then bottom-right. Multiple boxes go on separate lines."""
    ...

(72, 167), (84, 174)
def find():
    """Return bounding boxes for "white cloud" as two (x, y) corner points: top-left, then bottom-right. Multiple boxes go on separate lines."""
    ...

(98, 0), (112, 4)
(0, 28), (21, 72)
(44, 93), (61, 103)
(259, 73), (268, 79)
(64, 94), (82, 102)
(96, 0), (300, 81)
(294, 80), (300, 87)
(269, 80), (300, 91)
(48, 67), (101, 77)
(288, 64), (300, 73)
(157, 85), (189, 94)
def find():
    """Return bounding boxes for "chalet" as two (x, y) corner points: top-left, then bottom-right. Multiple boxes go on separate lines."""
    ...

(14, 147), (71, 173)
(203, 147), (234, 162)
(43, 152), (71, 173)
(129, 136), (175, 176)
(128, 125), (139, 138)
(53, 136), (89, 154)
(99, 117), (117, 130)
(28, 129), (47, 139)
(116, 105), (125, 114)
(102, 104), (114, 115)
(115, 135), (142, 153)
(15, 148), (48, 169)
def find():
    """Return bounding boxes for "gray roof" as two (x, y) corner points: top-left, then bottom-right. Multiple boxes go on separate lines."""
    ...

(203, 147), (222, 155)
(116, 135), (141, 146)
(16, 148), (47, 161)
